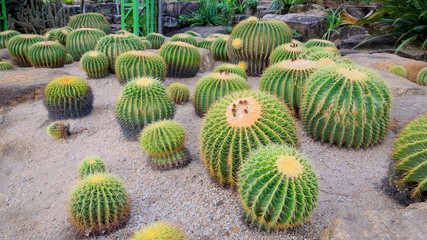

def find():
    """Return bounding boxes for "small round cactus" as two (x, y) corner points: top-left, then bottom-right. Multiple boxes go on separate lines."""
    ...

(140, 120), (191, 170)
(115, 51), (166, 84)
(214, 63), (247, 79)
(44, 76), (93, 119)
(194, 72), (251, 116)
(66, 28), (106, 61)
(239, 144), (318, 232)
(0, 61), (14, 71)
(269, 43), (305, 65)
(67, 13), (111, 34)
(45, 27), (73, 45)
(160, 42), (201, 78)
(208, 33), (225, 39)
(185, 30), (202, 38)
(46, 121), (70, 139)
(197, 37), (215, 49)
(388, 65), (407, 78)
(416, 67), (427, 86)
(80, 51), (109, 79)
(115, 77), (175, 130)
(130, 221), (187, 240)
(170, 33), (197, 46)
(305, 39), (336, 48)
(168, 83), (190, 104)
(7, 34), (47, 67)
(0, 30), (20, 49)
(78, 156), (106, 179)
(146, 32), (166, 49)
(210, 35), (230, 62)
(28, 41), (67, 68)
(65, 54), (74, 65)
(141, 39), (152, 49)
(69, 173), (129, 235)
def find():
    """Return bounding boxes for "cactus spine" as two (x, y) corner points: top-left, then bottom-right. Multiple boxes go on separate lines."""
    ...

(168, 83), (190, 104)
(417, 67), (427, 86)
(305, 39), (336, 49)
(141, 39), (152, 49)
(210, 36), (230, 62)
(146, 33), (166, 49)
(130, 222), (187, 240)
(78, 156), (106, 179)
(160, 42), (201, 78)
(65, 54), (74, 65)
(214, 63), (247, 79)
(0, 30), (20, 49)
(46, 121), (70, 139)
(28, 41), (67, 68)
(269, 43), (304, 65)
(197, 37), (215, 49)
(0, 61), (14, 71)
(80, 51), (109, 79)
(7, 34), (47, 67)
(388, 65), (407, 78)
(67, 13), (111, 34)
(66, 28), (106, 61)
(171, 33), (197, 46)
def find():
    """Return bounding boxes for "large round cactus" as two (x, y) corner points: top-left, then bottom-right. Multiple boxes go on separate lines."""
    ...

(115, 77), (175, 130)
(44, 76), (93, 119)
(28, 41), (67, 68)
(69, 173), (129, 235)
(146, 32), (166, 49)
(269, 42), (305, 65)
(168, 83), (190, 104)
(214, 63), (247, 79)
(170, 33), (197, 46)
(211, 35), (230, 62)
(160, 42), (201, 78)
(388, 65), (407, 78)
(301, 64), (391, 149)
(417, 67), (427, 86)
(260, 59), (318, 115)
(185, 30), (201, 38)
(78, 156), (106, 179)
(115, 51), (166, 84)
(198, 37), (215, 49)
(67, 13), (111, 34)
(239, 144), (318, 232)
(140, 120), (190, 170)
(66, 28), (106, 60)
(80, 51), (109, 79)
(0, 30), (20, 49)
(95, 32), (145, 73)
(228, 17), (292, 76)
(130, 222), (187, 240)
(7, 34), (47, 67)
(46, 121), (70, 139)
(45, 27), (73, 45)
(305, 39), (336, 49)
(0, 61), (14, 71)
(194, 72), (251, 116)
(201, 90), (299, 188)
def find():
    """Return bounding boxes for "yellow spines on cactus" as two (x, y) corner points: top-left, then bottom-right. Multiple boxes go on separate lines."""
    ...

(160, 41), (201, 78)
(388, 65), (407, 78)
(0, 30), (20, 49)
(6, 34), (47, 67)
(28, 41), (67, 68)
(170, 33), (197, 46)
(67, 13), (111, 34)
(78, 156), (106, 178)
(80, 51), (109, 79)
(130, 221), (187, 240)
(146, 32), (166, 49)
(66, 28), (106, 61)
(168, 83), (190, 104)
(45, 27), (73, 45)
(47, 121), (70, 139)
(185, 30), (202, 38)
(210, 35), (230, 62)
(269, 43), (305, 65)
(416, 67), (427, 86)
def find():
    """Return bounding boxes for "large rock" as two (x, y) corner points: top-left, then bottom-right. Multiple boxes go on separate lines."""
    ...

(163, 1), (200, 18)
(289, 3), (325, 16)
(321, 203), (427, 240)
(330, 25), (368, 41)
(339, 34), (396, 50)
(163, 16), (180, 28)
(147, 48), (214, 73)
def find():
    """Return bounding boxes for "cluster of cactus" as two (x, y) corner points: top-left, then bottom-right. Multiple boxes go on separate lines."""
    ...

(80, 51), (109, 79)
(228, 17), (292, 76)
(130, 222), (187, 240)
(0, 30), (20, 49)
(146, 32), (166, 49)
(185, 31), (201, 38)
(239, 144), (318, 232)
(170, 33), (197, 46)
(115, 51), (166, 84)
(44, 76), (93, 119)
(140, 120), (190, 170)
(301, 64), (391, 149)
(28, 41), (67, 68)
(197, 37), (215, 49)
(46, 121), (70, 139)
(78, 156), (106, 179)
(45, 27), (73, 45)
(417, 67), (427, 86)
(7, 34), (47, 67)
(141, 39), (152, 49)
(0, 61), (14, 71)
(388, 65), (407, 78)
(269, 43), (304, 65)
(168, 83), (190, 104)
(115, 77), (175, 130)
(305, 39), (336, 49)
(201, 90), (298, 188)
(65, 54), (74, 65)
(66, 28), (106, 60)
(95, 32), (145, 73)
(68, 13), (111, 34)
(69, 173), (129, 235)
(160, 42), (201, 78)
(194, 72), (250, 116)
(214, 63), (247, 79)
(210, 36), (230, 62)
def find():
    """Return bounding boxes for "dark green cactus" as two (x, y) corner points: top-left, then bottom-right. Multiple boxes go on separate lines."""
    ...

(130, 222), (187, 240)
(141, 39), (152, 49)
(115, 51), (166, 84)
(197, 37), (215, 49)
(28, 41), (67, 68)
(168, 83), (190, 104)
(305, 39), (336, 49)
(46, 121), (70, 139)
(0, 61), (14, 71)
(388, 65), (407, 78)
(239, 144), (318, 232)
(45, 27), (73, 45)
(146, 33), (166, 49)
(170, 33), (197, 46)
(44, 76), (93, 119)
(140, 120), (191, 170)
(65, 54), (74, 65)
(67, 13), (111, 34)
(115, 77), (175, 130)
(301, 64), (391, 149)
(78, 156), (106, 179)
(185, 31), (202, 38)
(214, 63), (247, 79)
(194, 72), (251, 116)
(6, 34), (47, 67)
(210, 35), (230, 62)
(160, 42), (201, 78)
(201, 90), (299, 188)
(66, 28), (106, 61)
(69, 173), (129, 235)
(80, 51), (109, 79)
(417, 67), (427, 86)
(269, 43), (305, 65)
(0, 30), (20, 49)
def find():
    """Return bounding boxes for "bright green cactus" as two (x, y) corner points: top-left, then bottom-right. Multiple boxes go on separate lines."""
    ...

(66, 28), (106, 61)
(115, 51), (166, 84)
(45, 27), (73, 45)
(44, 76), (93, 119)
(65, 54), (74, 65)
(304, 46), (340, 57)
(185, 30), (202, 38)
(390, 113), (427, 202)
(201, 90), (299, 188)
(239, 144), (318, 232)
(69, 173), (129, 235)
(28, 41), (67, 68)
(46, 121), (70, 139)
(210, 35), (230, 62)
(194, 72), (250, 116)
(67, 13), (111, 34)
(140, 120), (190, 170)
(78, 156), (106, 179)
(305, 39), (336, 48)
(301, 64), (391, 149)
(197, 37), (215, 49)
(388, 65), (407, 78)
(228, 17), (292, 76)
(130, 222), (187, 240)
(417, 67), (427, 86)
(146, 32), (166, 49)
(0, 30), (20, 49)
(0, 61), (14, 71)
(160, 42), (201, 78)
(95, 32), (145, 73)
(168, 83), (190, 104)
(260, 59), (318, 115)
(80, 51), (109, 79)
(214, 63), (247, 79)
(170, 33), (197, 46)
(269, 43), (305, 65)
(141, 39), (152, 49)
(115, 77), (175, 130)
(6, 34), (47, 67)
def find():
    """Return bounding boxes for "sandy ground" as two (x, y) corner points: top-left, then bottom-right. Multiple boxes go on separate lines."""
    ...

(1, 61), (427, 240)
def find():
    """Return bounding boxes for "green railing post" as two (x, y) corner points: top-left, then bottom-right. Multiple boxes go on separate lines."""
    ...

(120, 0), (158, 36)
(0, 0), (8, 31)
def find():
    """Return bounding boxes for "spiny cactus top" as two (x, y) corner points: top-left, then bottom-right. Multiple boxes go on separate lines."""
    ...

(388, 65), (407, 78)
(78, 156), (106, 179)
(214, 63), (247, 79)
(80, 51), (109, 79)
(116, 30), (133, 35)
(305, 39), (336, 48)
(269, 43), (305, 65)
(46, 121), (70, 139)
(0, 61), (14, 71)
(130, 221), (187, 240)
(168, 83), (190, 104)
(45, 27), (73, 45)
(239, 144), (318, 232)
(28, 41), (67, 68)
(69, 173), (129, 235)
(208, 33), (225, 39)
(68, 13), (111, 34)
(6, 34), (47, 67)
(160, 41), (201, 78)
(171, 33), (197, 46)
(146, 32), (166, 49)
(198, 37), (215, 49)
(301, 64), (391, 149)
(417, 67), (427, 86)
(185, 30), (202, 38)
(211, 35), (230, 62)
(0, 30), (20, 49)
(66, 28), (106, 61)
(201, 90), (299, 188)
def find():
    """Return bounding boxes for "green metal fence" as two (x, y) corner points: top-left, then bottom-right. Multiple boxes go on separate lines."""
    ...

(0, 0), (7, 31)
(120, 0), (158, 36)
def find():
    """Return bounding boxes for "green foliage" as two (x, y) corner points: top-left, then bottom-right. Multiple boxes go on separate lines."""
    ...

(6, 34), (47, 67)
(301, 64), (391, 149)
(322, 3), (346, 40)
(46, 121), (70, 139)
(80, 51), (109, 79)
(211, 35), (230, 62)
(69, 173), (129, 235)
(305, 39), (336, 49)
(178, 0), (222, 27)
(170, 33), (198, 46)
(201, 90), (299, 188)
(168, 83), (190, 104)
(65, 54), (74, 65)
(214, 63), (247, 79)
(63, 0), (74, 4)
(146, 33), (166, 49)
(160, 42), (201, 78)
(68, 13), (111, 34)
(185, 30), (202, 38)
(66, 28), (106, 61)
(45, 27), (73, 45)
(28, 41), (67, 68)
(78, 156), (106, 179)
(44, 76), (93, 119)
(0, 30), (20, 49)
(0, 61), (14, 71)
(388, 65), (407, 78)
(115, 77), (175, 130)
(197, 37), (215, 49)
(417, 67), (427, 86)
(130, 221), (187, 240)
(269, 43), (305, 65)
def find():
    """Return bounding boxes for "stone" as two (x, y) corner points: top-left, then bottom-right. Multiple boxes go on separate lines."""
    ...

(0, 48), (13, 61)
(289, 3), (325, 17)
(163, 1), (200, 18)
(339, 34), (396, 50)
(110, 24), (122, 34)
(321, 203), (427, 240)
(147, 48), (214, 73)
(330, 25), (368, 41)
(112, 15), (121, 24)
(163, 16), (180, 28)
